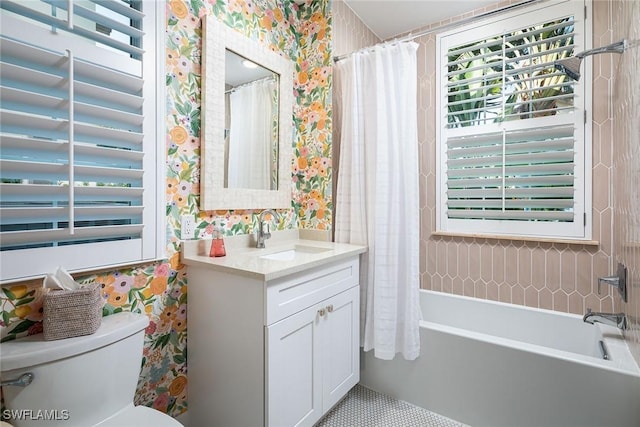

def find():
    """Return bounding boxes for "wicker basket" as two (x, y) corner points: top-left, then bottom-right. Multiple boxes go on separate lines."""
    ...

(43, 282), (103, 341)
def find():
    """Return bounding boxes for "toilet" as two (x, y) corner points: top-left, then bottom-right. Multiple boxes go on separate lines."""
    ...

(1, 312), (182, 427)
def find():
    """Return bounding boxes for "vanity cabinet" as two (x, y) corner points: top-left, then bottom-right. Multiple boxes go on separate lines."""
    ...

(186, 255), (361, 427)
(267, 285), (359, 427)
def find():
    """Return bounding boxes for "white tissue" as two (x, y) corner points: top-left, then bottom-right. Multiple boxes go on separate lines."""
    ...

(43, 266), (82, 290)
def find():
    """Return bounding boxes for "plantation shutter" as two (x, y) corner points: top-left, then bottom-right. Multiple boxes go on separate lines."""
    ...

(0, 0), (160, 281)
(438, 0), (589, 239)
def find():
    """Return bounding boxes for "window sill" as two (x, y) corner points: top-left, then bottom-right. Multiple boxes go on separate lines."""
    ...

(431, 231), (599, 246)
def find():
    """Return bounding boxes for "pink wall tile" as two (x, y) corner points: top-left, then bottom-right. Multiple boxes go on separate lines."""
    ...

(416, 0), (616, 321)
(335, 0), (640, 368)
(611, 0), (640, 366)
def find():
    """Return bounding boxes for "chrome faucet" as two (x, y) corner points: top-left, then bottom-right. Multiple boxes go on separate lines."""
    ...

(583, 309), (627, 330)
(256, 209), (279, 248)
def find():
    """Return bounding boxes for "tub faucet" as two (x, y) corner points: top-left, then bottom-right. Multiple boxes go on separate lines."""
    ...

(256, 209), (279, 248)
(583, 309), (627, 330)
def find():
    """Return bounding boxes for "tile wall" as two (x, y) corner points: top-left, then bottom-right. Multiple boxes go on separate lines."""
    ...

(415, 0), (618, 316)
(333, 0), (639, 366)
(332, 0), (381, 58)
(333, 0), (640, 380)
(611, 0), (640, 364)
(330, 0), (380, 216)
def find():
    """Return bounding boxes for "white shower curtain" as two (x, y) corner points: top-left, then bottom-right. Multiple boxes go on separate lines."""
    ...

(334, 42), (421, 361)
(228, 79), (276, 189)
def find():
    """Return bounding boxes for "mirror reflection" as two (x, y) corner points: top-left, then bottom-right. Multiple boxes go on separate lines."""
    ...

(224, 49), (279, 190)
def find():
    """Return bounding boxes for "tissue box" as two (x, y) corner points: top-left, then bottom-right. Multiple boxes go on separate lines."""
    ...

(43, 282), (103, 341)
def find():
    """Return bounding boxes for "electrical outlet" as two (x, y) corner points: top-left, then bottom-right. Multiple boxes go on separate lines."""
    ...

(181, 215), (195, 239)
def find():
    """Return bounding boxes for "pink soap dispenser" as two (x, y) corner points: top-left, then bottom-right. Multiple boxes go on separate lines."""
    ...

(209, 221), (226, 257)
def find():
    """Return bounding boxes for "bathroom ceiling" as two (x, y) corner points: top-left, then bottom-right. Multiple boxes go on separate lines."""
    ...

(342, 0), (498, 40)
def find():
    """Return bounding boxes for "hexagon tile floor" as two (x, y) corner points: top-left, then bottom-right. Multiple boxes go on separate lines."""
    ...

(317, 384), (468, 427)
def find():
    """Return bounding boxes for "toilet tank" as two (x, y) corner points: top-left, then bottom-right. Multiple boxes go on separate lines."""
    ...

(1, 312), (149, 427)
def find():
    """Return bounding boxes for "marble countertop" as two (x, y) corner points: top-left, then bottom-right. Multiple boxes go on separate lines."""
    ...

(181, 229), (367, 281)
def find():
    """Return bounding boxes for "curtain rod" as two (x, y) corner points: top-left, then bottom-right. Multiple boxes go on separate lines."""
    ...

(224, 75), (276, 94)
(333, 0), (540, 62)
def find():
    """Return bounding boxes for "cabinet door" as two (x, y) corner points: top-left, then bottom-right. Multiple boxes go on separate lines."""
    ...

(266, 303), (323, 427)
(321, 286), (360, 410)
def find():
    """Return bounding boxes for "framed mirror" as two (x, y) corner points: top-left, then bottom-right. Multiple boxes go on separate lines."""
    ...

(201, 15), (293, 210)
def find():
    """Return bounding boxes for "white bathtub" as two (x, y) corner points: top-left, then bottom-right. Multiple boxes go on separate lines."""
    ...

(360, 290), (640, 427)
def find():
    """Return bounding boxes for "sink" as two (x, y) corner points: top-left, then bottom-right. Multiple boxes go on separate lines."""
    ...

(259, 245), (331, 261)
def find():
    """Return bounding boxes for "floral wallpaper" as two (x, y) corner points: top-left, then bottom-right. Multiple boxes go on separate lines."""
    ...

(0, 0), (332, 419)
(292, 5), (333, 230)
(166, 0), (333, 240)
(0, 256), (189, 416)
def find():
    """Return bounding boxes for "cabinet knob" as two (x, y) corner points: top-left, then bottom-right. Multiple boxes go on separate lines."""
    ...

(318, 308), (326, 317)
(327, 304), (334, 313)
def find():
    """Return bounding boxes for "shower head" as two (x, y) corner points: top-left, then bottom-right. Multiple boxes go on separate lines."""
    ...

(554, 39), (627, 81)
(554, 56), (583, 81)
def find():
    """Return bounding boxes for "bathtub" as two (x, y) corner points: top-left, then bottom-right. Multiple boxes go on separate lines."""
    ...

(360, 290), (640, 427)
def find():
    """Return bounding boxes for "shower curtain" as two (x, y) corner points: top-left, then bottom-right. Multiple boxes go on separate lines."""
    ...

(228, 78), (276, 189)
(334, 42), (421, 360)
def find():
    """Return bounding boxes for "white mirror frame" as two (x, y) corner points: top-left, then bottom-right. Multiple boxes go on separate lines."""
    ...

(201, 15), (293, 210)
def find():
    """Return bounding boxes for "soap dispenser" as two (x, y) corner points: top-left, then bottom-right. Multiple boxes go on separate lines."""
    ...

(209, 221), (226, 257)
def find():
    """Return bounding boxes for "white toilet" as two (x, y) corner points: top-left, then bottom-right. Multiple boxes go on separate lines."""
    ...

(1, 312), (183, 427)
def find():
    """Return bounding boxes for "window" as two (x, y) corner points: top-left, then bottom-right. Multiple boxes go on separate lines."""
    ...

(436, 0), (592, 240)
(0, 0), (163, 281)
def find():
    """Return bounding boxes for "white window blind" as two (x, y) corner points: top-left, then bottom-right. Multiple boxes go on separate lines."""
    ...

(436, 0), (591, 240)
(0, 0), (162, 281)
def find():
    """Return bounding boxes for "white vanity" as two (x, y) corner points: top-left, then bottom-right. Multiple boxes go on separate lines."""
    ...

(192, 14), (365, 425)
(182, 232), (366, 427)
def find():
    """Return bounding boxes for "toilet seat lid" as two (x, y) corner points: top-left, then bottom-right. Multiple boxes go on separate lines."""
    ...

(1, 312), (148, 372)
(96, 405), (182, 427)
